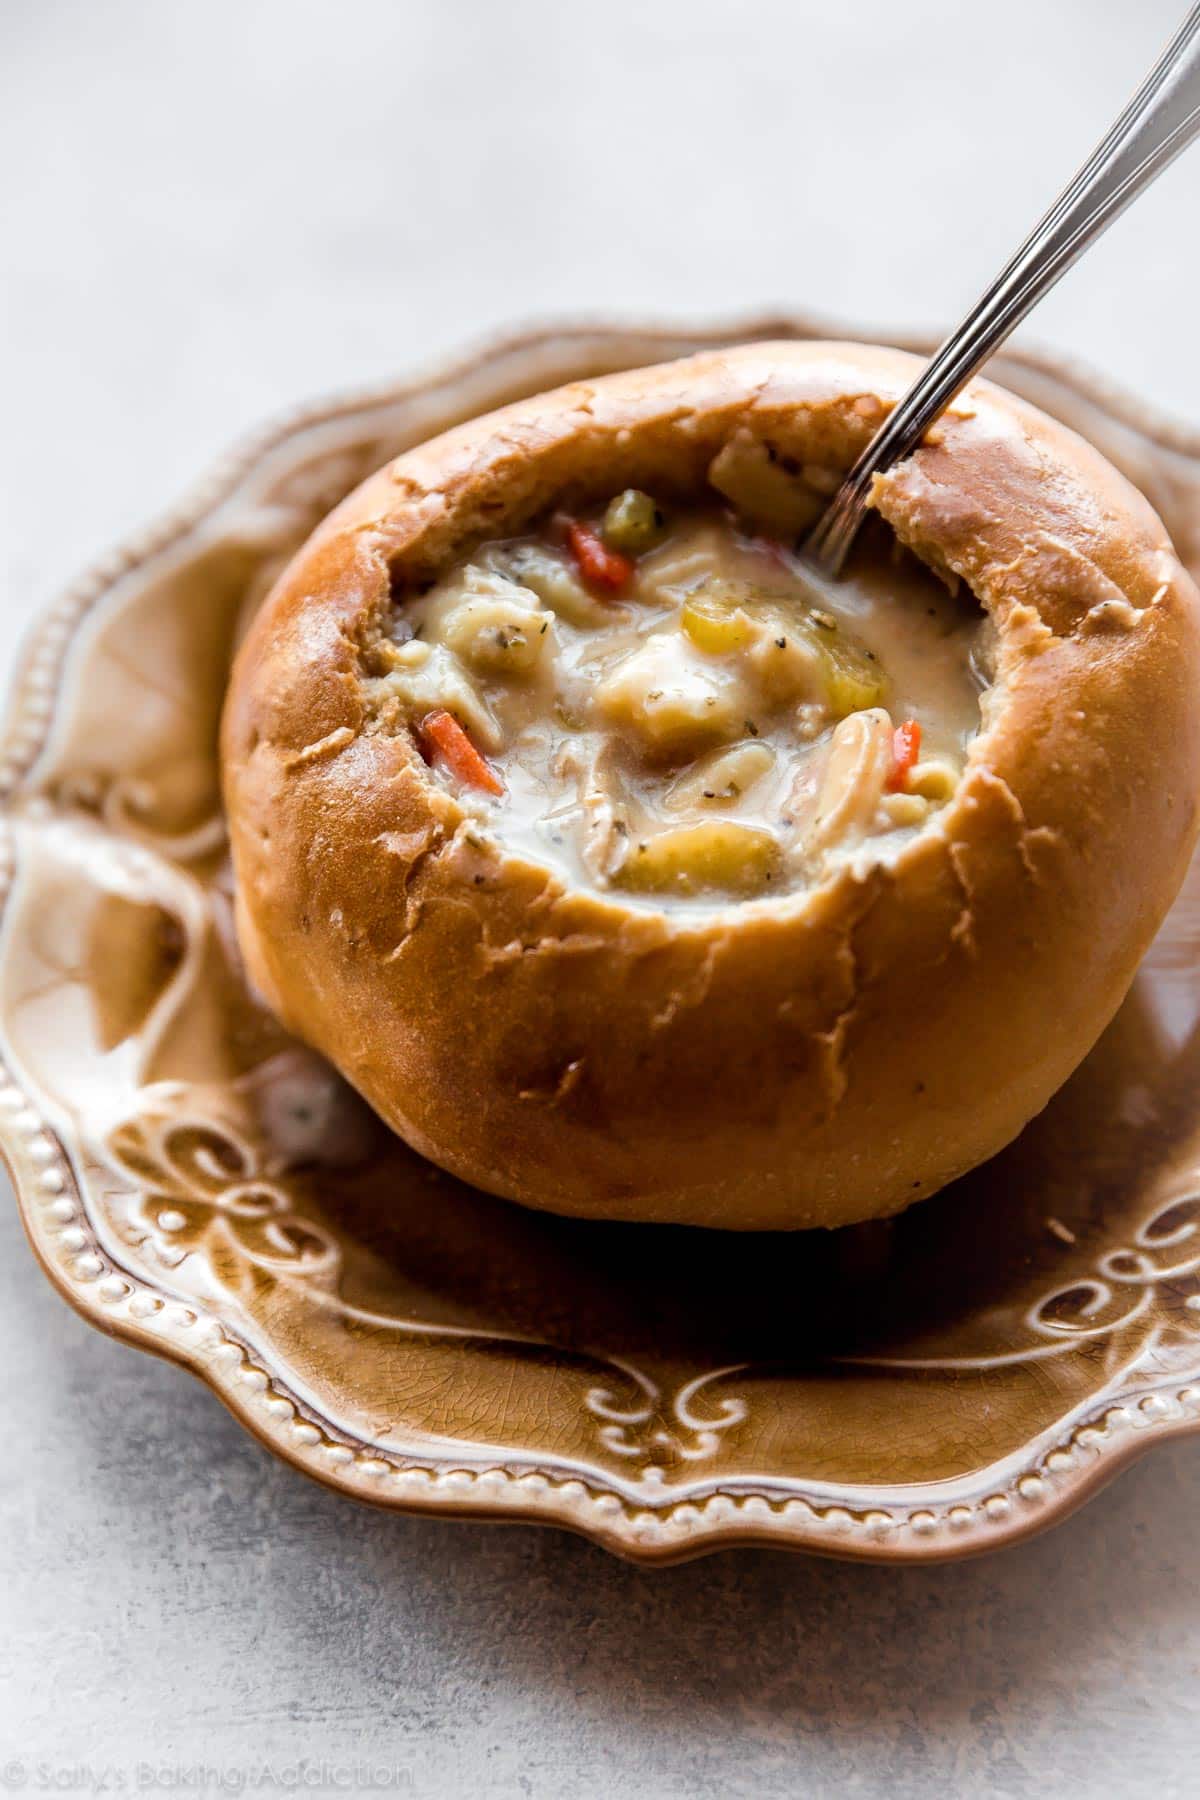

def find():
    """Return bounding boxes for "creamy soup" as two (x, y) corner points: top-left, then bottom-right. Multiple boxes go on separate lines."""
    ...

(371, 495), (988, 903)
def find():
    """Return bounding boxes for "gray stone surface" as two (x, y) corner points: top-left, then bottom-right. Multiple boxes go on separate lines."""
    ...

(3, 2), (1200, 1793)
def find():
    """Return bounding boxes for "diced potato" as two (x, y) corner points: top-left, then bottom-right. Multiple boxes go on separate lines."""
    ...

(603, 490), (667, 554)
(745, 624), (824, 704)
(708, 431), (824, 536)
(616, 821), (781, 896)
(440, 595), (555, 676)
(593, 635), (745, 759)
(666, 741), (775, 811)
(412, 564), (553, 676)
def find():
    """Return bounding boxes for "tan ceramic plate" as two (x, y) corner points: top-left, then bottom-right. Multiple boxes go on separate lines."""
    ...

(9, 318), (1200, 1565)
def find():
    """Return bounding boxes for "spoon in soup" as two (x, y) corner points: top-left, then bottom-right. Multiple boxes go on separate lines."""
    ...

(805, 4), (1200, 577)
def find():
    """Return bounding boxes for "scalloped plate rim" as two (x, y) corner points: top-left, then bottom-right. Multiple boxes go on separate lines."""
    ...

(6, 311), (1200, 1566)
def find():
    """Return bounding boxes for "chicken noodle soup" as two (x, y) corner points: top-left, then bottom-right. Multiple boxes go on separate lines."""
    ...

(372, 497), (987, 902)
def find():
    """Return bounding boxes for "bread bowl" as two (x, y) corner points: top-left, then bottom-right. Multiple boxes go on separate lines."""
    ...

(221, 340), (1200, 1229)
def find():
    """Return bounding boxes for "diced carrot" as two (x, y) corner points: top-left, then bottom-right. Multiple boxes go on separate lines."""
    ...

(418, 710), (504, 796)
(886, 719), (922, 792)
(564, 519), (634, 594)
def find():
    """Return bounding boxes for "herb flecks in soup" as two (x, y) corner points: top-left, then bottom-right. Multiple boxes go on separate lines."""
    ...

(376, 497), (986, 903)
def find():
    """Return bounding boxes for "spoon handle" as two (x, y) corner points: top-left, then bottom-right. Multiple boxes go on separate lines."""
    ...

(806, 4), (1200, 576)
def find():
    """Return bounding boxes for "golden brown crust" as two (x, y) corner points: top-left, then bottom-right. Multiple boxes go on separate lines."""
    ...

(221, 341), (1200, 1228)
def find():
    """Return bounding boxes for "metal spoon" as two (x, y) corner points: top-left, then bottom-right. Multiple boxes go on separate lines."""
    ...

(805, 4), (1200, 577)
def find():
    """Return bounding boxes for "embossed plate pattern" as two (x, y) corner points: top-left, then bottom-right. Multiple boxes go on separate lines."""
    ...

(7, 317), (1200, 1563)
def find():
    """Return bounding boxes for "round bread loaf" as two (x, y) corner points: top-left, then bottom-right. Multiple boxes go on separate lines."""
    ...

(221, 341), (1200, 1228)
